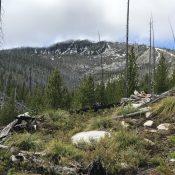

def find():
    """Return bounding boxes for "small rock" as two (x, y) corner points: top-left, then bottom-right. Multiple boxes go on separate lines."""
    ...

(145, 112), (152, 118)
(143, 120), (153, 127)
(170, 159), (175, 162)
(132, 103), (142, 108)
(17, 112), (30, 118)
(121, 162), (128, 169)
(157, 123), (170, 131)
(134, 90), (139, 95)
(144, 138), (155, 146)
(121, 121), (129, 128)
(11, 155), (18, 163)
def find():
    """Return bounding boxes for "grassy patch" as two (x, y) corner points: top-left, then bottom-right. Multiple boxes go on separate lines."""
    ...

(47, 140), (83, 162)
(152, 97), (175, 124)
(5, 132), (44, 151)
(86, 116), (122, 131)
(117, 104), (138, 115)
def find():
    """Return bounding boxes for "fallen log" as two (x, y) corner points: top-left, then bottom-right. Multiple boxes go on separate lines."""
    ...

(0, 119), (18, 140)
(113, 108), (150, 119)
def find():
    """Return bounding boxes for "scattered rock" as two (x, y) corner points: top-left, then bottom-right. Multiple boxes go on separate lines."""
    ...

(145, 112), (152, 118)
(143, 120), (154, 127)
(157, 123), (170, 131)
(72, 131), (111, 144)
(121, 162), (129, 169)
(170, 159), (175, 162)
(144, 138), (155, 146)
(11, 153), (26, 163)
(121, 121), (129, 128)
(51, 165), (77, 175)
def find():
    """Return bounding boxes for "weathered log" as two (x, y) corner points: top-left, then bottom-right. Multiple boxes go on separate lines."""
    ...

(0, 119), (18, 140)
(112, 108), (150, 120)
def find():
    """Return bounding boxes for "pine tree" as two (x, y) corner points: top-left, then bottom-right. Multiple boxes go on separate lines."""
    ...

(95, 81), (106, 105)
(106, 80), (117, 104)
(28, 85), (45, 115)
(128, 47), (138, 95)
(116, 73), (125, 100)
(72, 75), (95, 110)
(46, 69), (64, 110)
(155, 54), (168, 94)
(0, 90), (17, 126)
(140, 74), (149, 93)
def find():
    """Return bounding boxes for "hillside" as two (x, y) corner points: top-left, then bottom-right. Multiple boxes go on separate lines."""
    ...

(1, 40), (175, 90)
(1, 90), (175, 174)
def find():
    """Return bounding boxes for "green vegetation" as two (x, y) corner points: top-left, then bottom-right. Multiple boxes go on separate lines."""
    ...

(154, 54), (169, 94)
(117, 103), (138, 115)
(152, 96), (175, 123)
(5, 132), (44, 151)
(128, 47), (138, 96)
(0, 91), (18, 126)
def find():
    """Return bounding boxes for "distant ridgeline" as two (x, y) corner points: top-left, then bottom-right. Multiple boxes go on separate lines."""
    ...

(0, 40), (175, 93)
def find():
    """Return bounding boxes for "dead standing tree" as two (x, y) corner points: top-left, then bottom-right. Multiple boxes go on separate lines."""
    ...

(149, 18), (152, 94)
(125, 0), (130, 97)
(98, 32), (104, 83)
(151, 16), (156, 94)
(169, 19), (175, 50)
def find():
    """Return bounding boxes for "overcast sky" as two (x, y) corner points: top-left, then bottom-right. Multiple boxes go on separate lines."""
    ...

(2, 0), (175, 49)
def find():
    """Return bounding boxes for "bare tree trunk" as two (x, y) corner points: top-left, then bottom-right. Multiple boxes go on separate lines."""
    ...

(98, 32), (104, 83)
(125, 0), (130, 97)
(149, 18), (152, 94)
(169, 20), (175, 50)
(29, 67), (32, 93)
(152, 17), (156, 94)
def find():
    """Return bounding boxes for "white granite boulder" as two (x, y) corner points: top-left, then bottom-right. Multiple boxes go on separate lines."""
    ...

(71, 131), (111, 145)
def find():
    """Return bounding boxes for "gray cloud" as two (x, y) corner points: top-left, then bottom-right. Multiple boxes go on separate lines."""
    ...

(2, 0), (175, 48)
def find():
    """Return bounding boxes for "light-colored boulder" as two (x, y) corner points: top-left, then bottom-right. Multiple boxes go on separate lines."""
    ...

(144, 120), (153, 127)
(157, 123), (170, 131)
(71, 131), (110, 144)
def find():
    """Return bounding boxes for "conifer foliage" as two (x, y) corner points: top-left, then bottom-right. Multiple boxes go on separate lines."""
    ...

(154, 54), (168, 94)
(46, 69), (64, 110)
(128, 47), (138, 96)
